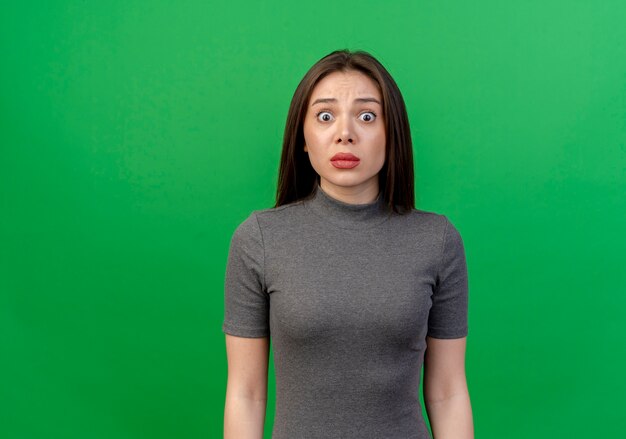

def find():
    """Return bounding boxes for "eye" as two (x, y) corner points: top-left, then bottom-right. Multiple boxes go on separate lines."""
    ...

(358, 111), (377, 122)
(316, 111), (334, 122)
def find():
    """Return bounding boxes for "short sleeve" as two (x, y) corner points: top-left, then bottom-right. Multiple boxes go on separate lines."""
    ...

(427, 216), (469, 339)
(222, 212), (270, 338)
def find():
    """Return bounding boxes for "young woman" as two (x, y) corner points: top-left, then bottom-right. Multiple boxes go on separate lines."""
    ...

(223, 49), (473, 439)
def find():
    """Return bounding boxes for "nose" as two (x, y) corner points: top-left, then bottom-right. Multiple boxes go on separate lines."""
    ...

(335, 117), (355, 144)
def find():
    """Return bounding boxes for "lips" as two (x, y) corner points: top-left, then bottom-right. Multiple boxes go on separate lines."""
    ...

(330, 152), (360, 169)
(331, 152), (359, 161)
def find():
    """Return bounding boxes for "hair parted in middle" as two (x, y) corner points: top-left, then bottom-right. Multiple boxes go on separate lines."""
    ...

(275, 49), (415, 214)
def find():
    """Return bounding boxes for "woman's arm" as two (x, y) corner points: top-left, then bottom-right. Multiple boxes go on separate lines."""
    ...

(423, 336), (474, 439)
(224, 334), (270, 439)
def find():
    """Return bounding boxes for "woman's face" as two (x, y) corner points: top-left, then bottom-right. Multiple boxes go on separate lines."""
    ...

(303, 69), (386, 203)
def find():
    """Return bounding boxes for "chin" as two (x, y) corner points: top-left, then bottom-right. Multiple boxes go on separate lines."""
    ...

(322, 175), (375, 188)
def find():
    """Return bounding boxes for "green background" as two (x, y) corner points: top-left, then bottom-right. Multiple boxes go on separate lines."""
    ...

(2, 1), (625, 438)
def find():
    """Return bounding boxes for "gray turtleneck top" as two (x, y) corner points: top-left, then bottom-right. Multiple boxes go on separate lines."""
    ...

(223, 184), (469, 439)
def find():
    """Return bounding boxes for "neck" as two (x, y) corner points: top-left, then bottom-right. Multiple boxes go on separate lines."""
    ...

(305, 183), (390, 230)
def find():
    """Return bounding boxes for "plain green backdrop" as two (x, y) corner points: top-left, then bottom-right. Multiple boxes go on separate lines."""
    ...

(1, 1), (625, 438)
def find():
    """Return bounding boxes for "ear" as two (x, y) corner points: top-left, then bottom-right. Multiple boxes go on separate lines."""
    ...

(303, 144), (308, 152)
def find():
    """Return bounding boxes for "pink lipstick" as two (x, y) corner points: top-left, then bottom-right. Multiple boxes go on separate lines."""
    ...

(330, 152), (360, 169)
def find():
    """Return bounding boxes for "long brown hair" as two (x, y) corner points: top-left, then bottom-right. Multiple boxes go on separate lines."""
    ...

(275, 49), (415, 214)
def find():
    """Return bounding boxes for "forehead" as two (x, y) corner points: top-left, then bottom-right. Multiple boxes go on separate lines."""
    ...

(310, 70), (381, 100)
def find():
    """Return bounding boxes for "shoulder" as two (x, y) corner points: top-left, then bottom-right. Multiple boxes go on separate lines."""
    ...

(250, 199), (309, 233)
(392, 208), (465, 252)
(409, 208), (462, 232)
(233, 199), (307, 239)
(254, 199), (306, 218)
(393, 206), (449, 232)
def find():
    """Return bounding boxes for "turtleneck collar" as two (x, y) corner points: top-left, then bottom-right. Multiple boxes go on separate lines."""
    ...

(304, 184), (392, 229)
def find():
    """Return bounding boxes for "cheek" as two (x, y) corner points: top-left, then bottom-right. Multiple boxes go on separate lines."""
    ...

(303, 124), (324, 167)
(304, 123), (325, 148)
(303, 121), (315, 148)
(373, 130), (386, 163)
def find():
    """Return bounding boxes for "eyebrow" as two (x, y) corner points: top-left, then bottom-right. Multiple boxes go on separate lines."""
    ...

(310, 97), (381, 106)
